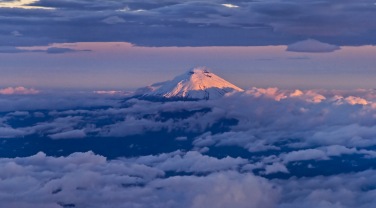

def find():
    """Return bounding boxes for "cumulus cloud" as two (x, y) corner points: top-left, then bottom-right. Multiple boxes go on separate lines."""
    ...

(287, 39), (341, 53)
(127, 151), (248, 173)
(345, 96), (368, 105)
(2, 149), (376, 207)
(282, 149), (329, 163)
(275, 170), (376, 208)
(244, 87), (326, 103)
(0, 151), (279, 208)
(321, 145), (357, 157)
(246, 87), (287, 101)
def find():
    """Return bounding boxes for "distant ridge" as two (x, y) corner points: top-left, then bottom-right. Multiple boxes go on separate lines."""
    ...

(137, 67), (243, 100)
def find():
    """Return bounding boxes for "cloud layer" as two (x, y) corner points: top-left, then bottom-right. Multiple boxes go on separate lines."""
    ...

(0, 0), (376, 47)
(1, 88), (376, 207)
(0, 151), (278, 208)
(1, 150), (376, 207)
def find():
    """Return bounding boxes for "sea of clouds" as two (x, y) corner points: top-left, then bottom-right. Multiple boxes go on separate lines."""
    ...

(1, 87), (376, 207)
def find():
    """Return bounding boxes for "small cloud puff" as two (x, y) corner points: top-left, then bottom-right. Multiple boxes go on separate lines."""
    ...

(246, 87), (287, 101)
(264, 162), (289, 175)
(0, 86), (39, 95)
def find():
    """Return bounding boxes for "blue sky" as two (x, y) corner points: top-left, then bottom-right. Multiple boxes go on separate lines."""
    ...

(0, 0), (376, 90)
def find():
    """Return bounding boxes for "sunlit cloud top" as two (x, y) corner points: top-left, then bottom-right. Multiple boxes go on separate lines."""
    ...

(0, 0), (53, 9)
(0, 86), (39, 95)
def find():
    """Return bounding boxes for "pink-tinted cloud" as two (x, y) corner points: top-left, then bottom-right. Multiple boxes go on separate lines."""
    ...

(345, 96), (368, 105)
(0, 86), (39, 95)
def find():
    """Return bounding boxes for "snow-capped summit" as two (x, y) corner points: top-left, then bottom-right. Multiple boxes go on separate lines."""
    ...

(140, 67), (244, 100)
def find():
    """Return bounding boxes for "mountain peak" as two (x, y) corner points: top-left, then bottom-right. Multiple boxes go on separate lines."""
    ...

(140, 67), (243, 100)
(189, 66), (211, 74)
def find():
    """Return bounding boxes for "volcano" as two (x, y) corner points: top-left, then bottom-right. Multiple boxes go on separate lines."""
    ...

(139, 67), (244, 100)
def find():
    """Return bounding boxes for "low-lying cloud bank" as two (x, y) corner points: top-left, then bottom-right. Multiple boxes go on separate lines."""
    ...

(3, 87), (376, 143)
(2, 88), (376, 207)
(1, 151), (376, 208)
(0, 151), (278, 208)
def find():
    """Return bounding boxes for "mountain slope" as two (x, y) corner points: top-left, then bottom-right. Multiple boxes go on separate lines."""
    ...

(140, 67), (244, 100)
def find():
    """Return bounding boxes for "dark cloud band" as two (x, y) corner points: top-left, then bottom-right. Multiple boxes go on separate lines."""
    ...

(0, 0), (375, 47)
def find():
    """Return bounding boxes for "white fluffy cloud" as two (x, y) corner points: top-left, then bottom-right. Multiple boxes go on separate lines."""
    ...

(0, 151), (278, 208)
(2, 150), (376, 208)
(282, 149), (329, 163)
